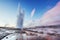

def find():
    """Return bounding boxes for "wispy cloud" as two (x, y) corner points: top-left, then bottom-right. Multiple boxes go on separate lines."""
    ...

(30, 8), (35, 18)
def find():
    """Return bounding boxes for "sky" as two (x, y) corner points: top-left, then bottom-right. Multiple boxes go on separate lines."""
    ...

(0, 0), (60, 27)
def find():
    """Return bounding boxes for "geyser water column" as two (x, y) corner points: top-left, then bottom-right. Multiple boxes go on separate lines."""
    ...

(16, 3), (25, 29)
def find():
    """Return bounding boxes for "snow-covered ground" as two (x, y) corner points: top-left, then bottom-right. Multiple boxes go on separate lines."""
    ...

(1, 33), (21, 40)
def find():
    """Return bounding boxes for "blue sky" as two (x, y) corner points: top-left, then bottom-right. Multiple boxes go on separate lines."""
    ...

(0, 0), (60, 27)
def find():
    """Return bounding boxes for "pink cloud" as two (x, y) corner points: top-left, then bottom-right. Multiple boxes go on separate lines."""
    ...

(40, 1), (60, 26)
